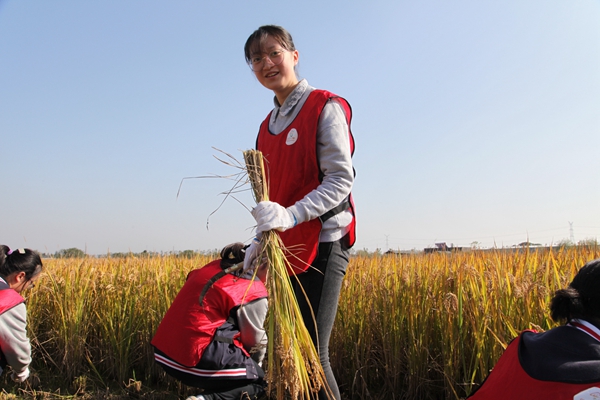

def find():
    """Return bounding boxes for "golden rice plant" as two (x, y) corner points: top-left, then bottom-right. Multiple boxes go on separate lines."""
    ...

(17, 237), (599, 399)
(26, 253), (211, 388)
(331, 244), (600, 399)
(27, 257), (96, 382)
(243, 149), (332, 400)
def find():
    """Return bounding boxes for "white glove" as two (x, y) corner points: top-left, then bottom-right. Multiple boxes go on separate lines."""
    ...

(243, 237), (261, 273)
(11, 367), (29, 382)
(251, 201), (297, 233)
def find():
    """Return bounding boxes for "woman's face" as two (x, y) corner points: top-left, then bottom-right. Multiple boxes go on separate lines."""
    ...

(251, 35), (299, 104)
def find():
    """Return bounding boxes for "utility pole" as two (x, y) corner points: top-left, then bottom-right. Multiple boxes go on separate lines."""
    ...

(569, 221), (574, 243)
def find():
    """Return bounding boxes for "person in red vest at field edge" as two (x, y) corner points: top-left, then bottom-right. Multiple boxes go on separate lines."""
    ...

(242, 25), (356, 400)
(0, 245), (43, 383)
(151, 243), (268, 400)
(468, 258), (600, 400)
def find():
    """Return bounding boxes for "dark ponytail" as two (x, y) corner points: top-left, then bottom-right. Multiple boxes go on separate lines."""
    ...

(550, 259), (600, 322)
(220, 242), (246, 269)
(0, 245), (43, 281)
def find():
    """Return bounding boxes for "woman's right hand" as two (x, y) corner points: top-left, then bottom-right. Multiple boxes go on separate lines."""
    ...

(252, 201), (297, 233)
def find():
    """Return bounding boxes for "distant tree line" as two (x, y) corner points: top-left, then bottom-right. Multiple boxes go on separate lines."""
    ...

(35, 238), (599, 259)
(42, 248), (220, 259)
(555, 237), (599, 248)
(362, 238), (599, 257)
(53, 248), (86, 258)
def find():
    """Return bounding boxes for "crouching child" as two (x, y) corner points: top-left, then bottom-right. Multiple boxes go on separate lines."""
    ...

(152, 243), (268, 400)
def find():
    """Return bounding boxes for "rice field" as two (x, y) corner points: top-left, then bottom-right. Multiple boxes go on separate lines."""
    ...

(4, 245), (598, 399)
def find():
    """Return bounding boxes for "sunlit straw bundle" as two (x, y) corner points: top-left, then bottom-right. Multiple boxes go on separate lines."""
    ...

(243, 149), (333, 400)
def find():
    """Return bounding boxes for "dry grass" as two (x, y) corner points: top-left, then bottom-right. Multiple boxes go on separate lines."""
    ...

(21, 254), (209, 398)
(5, 245), (597, 399)
(330, 245), (599, 399)
(244, 149), (331, 400)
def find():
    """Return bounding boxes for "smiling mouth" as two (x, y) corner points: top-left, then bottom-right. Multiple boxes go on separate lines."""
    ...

(265, 71), (279, 78)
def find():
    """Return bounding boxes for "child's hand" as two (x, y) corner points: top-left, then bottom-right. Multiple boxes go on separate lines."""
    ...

(11, 367), (29, 382)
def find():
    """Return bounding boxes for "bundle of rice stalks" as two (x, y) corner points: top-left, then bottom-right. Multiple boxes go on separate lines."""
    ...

(243, 149), (333, 400)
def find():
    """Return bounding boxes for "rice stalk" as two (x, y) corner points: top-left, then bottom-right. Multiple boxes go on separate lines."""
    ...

(243, 149), (333, 400)
(20, 243), (600, 398)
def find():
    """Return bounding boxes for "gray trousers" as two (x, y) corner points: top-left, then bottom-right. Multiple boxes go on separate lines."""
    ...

(292, 238), (350, 400)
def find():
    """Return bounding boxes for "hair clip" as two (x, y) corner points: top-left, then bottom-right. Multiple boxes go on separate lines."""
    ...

(7, 248), (13, 255)
(18, 248), (25, 254)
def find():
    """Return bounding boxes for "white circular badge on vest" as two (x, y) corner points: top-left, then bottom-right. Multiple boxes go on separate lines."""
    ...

(286, 129), (298, 145)
(574, 387), (600, 400)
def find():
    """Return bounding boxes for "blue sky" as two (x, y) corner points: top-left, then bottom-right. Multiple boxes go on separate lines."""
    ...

(1, 1), (599, 254)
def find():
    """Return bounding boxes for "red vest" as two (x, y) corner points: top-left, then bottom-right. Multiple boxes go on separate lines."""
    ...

(257, 89), (356, 274)
(468, 330), (600, 399)
(0, 287), (25, 365)
(0, 288), (24, 314)
(151, 260), (268, 367)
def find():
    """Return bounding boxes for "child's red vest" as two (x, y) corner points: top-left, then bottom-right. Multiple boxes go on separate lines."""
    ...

(151, 260), (267, 367)
(257, 89), (356, 274)
(0, 287), (25, 366)
(468, 329), (600, 399)
(0, 288), (24, 314)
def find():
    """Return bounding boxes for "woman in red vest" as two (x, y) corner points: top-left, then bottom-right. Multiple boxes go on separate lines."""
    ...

(243, 25), (356, 400)
(0, 245), (43, 383)
(152, 243), (268, 400)
(468, 258), (600, 400)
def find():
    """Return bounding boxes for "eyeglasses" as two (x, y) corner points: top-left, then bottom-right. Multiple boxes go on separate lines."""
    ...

(248, 49), (288, 71)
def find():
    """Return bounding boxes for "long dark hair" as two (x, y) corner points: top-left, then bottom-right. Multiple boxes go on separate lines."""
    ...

(0, 245), (43, 281)
(550, 258), (600, 322)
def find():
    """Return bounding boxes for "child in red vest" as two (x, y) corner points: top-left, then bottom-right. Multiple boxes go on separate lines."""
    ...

(468, 259), (600, 400)
(243, 25), (356, 400)
(0, 245), (43, 383)
(152, 243), (268, 400)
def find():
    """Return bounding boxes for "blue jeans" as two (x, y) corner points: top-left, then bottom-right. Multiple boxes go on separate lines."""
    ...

(292, 238), (350, 400)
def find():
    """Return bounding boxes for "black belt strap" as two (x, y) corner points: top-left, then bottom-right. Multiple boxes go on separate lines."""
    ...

(319, 197), (351, 223)
(213, 335), (234, 344)
(213, 316), (238, 344)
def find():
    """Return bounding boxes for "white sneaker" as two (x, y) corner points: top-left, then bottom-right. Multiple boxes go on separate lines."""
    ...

(185, 396), (206, 400)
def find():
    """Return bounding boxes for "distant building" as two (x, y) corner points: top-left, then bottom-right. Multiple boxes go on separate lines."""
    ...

(423, 242), (464, 253)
